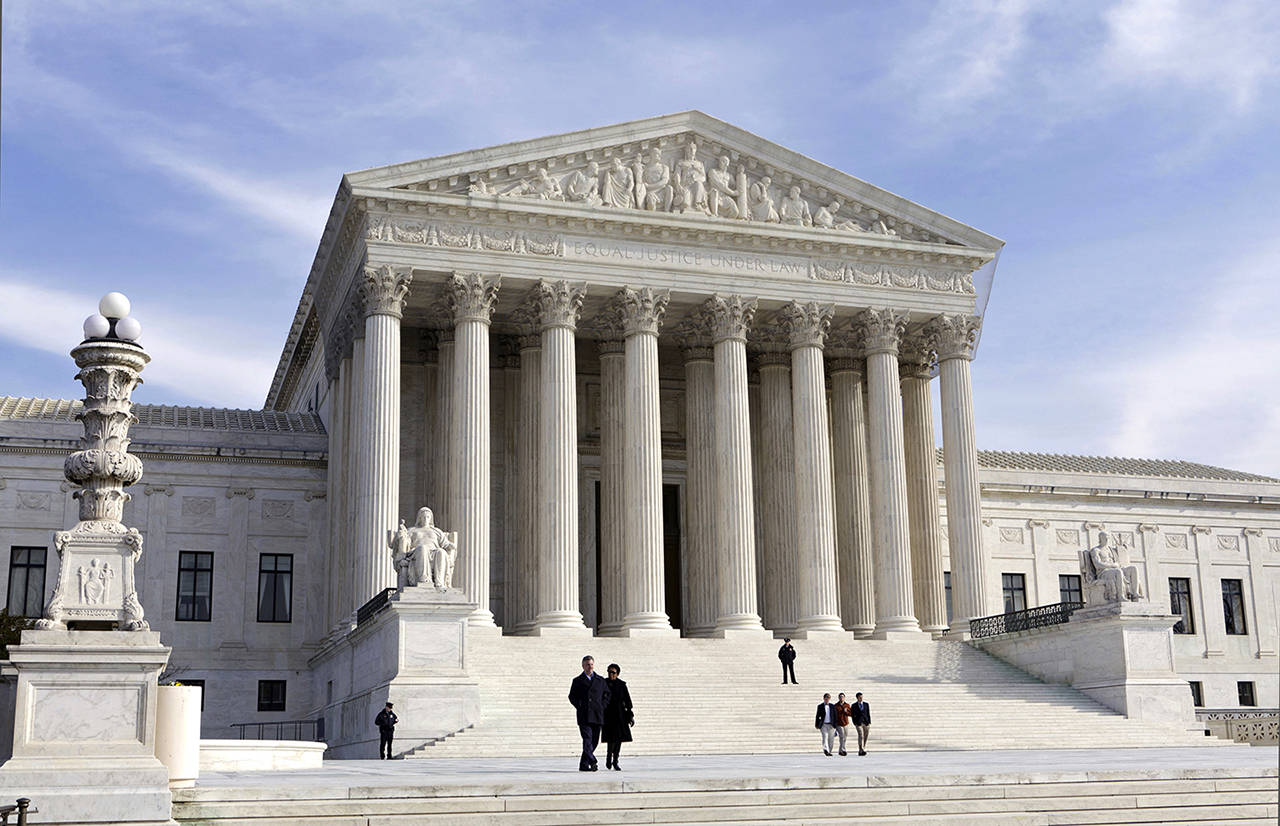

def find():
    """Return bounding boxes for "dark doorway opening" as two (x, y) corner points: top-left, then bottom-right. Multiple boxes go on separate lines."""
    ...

(663, 483), (682, 631)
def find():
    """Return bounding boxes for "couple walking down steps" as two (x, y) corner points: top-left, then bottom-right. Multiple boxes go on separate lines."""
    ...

(568, 656), (634, 771)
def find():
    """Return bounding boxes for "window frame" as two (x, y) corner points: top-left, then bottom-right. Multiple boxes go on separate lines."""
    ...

(6, 546), (48, 618)
(175, 551), (214, 622)
(256, 553), (294, 624)
(1058, 573), (1083, 605)
(1168, 577), (1195, 635)
(1001, 572), (1027, 614)
(1237, 681), (1256, 707)
(1221, 579), (1248, 636)
(182, 679), (206, 711)
(257, 679), (287, 712)
(1188, 681), (1203, 707)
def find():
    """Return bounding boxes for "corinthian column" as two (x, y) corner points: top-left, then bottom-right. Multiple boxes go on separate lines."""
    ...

(596, 338), (626, 635)
(857, 307), (922, 638)
(756, 349), (799, 634)
(512, 334), (542, 634)
(780, 302), (843, 635)
(706, 295), (767, 635)
(681, 341), (718, 637)
(618, 288), (675, 635)
(352, 264), (412, 608)
(900, 336), (948, 635)
(447, 272), (500, 627)
(433, 331), (455, 529)
(925, 313), (990, 636)
(530, 281), (590, 634)
(344, 303), (365, 621)
(828, 353), (875, 637)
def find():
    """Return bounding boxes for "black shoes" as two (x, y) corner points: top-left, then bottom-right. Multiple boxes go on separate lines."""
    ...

(858, 750), (867, 756)
(612, 762), (622, 771)
(839, 750), (847, 756)
(823, 749), (832, 756)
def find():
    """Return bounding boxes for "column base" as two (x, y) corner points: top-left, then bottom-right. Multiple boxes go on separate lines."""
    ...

(620, 612), (674, 634)
(872, 616), (923, 638)
(944, 618), (973, 640)
(595, 622), (625, 637)
(467, 609), (498, 628)
(617, 626), (680, 638)
(795, 615), (845, 635)
(846, 623), (876, 639)
(710, 626), (773, 639)
(528, 620), (593, 637)
(680, 624), (719, 638)
(869, 628), (931, 641)
(713, 614), (767, 636)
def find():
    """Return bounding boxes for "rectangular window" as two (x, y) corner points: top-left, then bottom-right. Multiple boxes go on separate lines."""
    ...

(1001, 573), (1027, 613)
(6, 547), (47, 618)
(1237, 681), (1255, 707)
(1188, 681), (1203, 707)
(1221, 579), (1247, 635)
(1059, 574), (1083, 605)
(176, 552), (214, 621)
(256, 554), (293, 623)
(257, 680), (286, 712)
(182, 679), (206, 711)
(1169, 578), (1195, 634)
(943, 571), (953, 623)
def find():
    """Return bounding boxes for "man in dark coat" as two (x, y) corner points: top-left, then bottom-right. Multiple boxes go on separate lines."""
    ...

(851, 691), (871, 755)
(568, 655), (610, 771)
(374, 701), (397, 760)
(778, 638), (798, 684)
(814, 693), (837, 756)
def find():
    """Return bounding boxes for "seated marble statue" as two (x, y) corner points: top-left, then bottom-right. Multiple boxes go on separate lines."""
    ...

(813, 200), (865, 232)
(1080, 530), (1144, 603)
(407, 506), (458, 591)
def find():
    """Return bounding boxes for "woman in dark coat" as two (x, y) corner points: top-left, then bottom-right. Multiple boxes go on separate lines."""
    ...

(601, 663), (633, 770)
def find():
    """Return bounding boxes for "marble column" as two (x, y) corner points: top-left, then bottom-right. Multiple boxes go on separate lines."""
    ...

(531, 280), (589, 633)
(899, 337), (948, 635)
(828, 356), (876, 637)
(513, 334), (542, 634)
(618, 288), (675, 635)
(924, 312), (990, 636)
(756, 351), (799, 634)
(706, 295), (767, 635)
(682, 343), (718, 637)
(433, 331), (455, 529)
(322, 328), (348, 633)
(857, 307), (922, 638)
(344, 304), (365, 621)
(352, 264), (412, 609)
(781, 301), (843, 635)
(500, 342), (520, 629)
(447, 272), (500, 627)
(596, 338), (626, 635)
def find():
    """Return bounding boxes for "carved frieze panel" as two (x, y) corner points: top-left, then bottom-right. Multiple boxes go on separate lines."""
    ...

(1114, 530), (1135, 546)
(1217, 534), (1240, 551)
(999, 527), (1025, 544)
(1165, 533), (1188, 550)
(16, 491), (52, 511)
(1056, 529), (1080, 545)
(262, 499), (295, 521)
(368, 217), (566, 258)
(1269, 537), (1280, 553)
(182, 496), (216, 519)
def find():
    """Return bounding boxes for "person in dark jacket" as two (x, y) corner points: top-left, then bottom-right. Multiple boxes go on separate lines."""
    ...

(778, 638), (798, 684)
(568, 655), (610, 771)
(374, 701), (397, 760)
(601, 663), (634, 771)
(851, 691), (871, 755)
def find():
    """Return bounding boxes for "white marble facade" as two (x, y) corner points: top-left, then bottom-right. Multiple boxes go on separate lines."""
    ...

(1, 113), (1277, 738)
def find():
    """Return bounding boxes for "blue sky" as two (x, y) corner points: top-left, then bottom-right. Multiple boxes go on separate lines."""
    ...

(2, 1), (1278, 475)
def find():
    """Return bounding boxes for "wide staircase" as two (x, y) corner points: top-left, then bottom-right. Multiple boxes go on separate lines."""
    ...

(408, 633), (1218, 758)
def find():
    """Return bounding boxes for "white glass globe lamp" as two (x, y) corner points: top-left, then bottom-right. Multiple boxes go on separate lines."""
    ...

(114, 316), (143, 342)
(83, 314), (111, 339)
(98, 292), (131, 320)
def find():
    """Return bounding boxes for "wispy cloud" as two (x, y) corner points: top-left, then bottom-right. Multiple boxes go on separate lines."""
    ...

(0, 277), (277, 408)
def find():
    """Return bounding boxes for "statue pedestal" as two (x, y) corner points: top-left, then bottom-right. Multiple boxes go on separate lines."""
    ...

(971, 601), (1197, 731)
(309, 587), (480, 758)
(0, 630), (174, 825)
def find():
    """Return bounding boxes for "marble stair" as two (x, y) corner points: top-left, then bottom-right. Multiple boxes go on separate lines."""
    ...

(406, 633), (1219, 758)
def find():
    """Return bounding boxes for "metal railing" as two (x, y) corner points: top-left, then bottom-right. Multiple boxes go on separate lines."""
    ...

(0, 799), (34, 826)
(969, 601), (1083, 639)
(228, 718), (325, 742)
(357, 587), (397, 626)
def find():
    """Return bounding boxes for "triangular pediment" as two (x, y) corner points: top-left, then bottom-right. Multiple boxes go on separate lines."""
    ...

(344, 111), (1002, 252)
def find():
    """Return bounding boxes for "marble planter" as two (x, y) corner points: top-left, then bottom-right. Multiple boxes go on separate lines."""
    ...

(155, 684), (201, 788)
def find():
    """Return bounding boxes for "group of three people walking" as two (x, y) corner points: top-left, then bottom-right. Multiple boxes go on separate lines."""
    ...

(568, 655), (634, 771)
(816, 692), (871, 756)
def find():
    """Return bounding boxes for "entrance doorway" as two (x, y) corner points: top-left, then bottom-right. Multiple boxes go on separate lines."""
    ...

(592, 481), (684, 631)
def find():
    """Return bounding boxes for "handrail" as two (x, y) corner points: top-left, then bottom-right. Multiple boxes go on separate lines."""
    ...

(969, 602), (1083, 639)
(357, 588), (397, 626)
(228, 718), (325, 742)
(0, 798), (34, 826)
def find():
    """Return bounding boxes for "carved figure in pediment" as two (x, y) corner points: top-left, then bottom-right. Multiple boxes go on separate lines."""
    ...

(707, 155), (741, 219)
(871, 218), (898, 237)
(503, 167), (564, 201)
(749, 175), (780, 222)
(564, 161), (602, 206)
(1080, 530), (1144, 604)
(814, 200), (865, 233)
(468, 179), (496, 196)
(673, 142), (710, 214)
(779, 185), (812, 227)
(601, 157), (635, 209)
(636, 148), (673, 212)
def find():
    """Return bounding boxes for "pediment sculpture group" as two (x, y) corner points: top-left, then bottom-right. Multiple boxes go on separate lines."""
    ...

(387, 506), (458, 591)
(468, 142), (900, 238)
(1079, 530), (1144, 604)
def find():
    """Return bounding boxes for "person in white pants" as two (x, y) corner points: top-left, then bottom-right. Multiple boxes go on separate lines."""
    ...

(814, 693), (838, 756)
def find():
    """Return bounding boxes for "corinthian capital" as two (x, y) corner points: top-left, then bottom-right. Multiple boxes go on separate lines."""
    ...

(360, 264), (413, 319)
(898, 333), (936, 379)
(779, 301), (834, 350)
(448, 272), (501, 325)
(924, 313), (981, 361)
(529, 279), (586, 331)
(703, 294), (757, 343)
(616, 287), (670, 337)
(854, 307), (908, 355)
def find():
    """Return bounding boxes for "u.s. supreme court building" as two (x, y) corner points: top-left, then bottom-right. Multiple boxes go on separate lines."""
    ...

(1, 112), (1276, 756)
